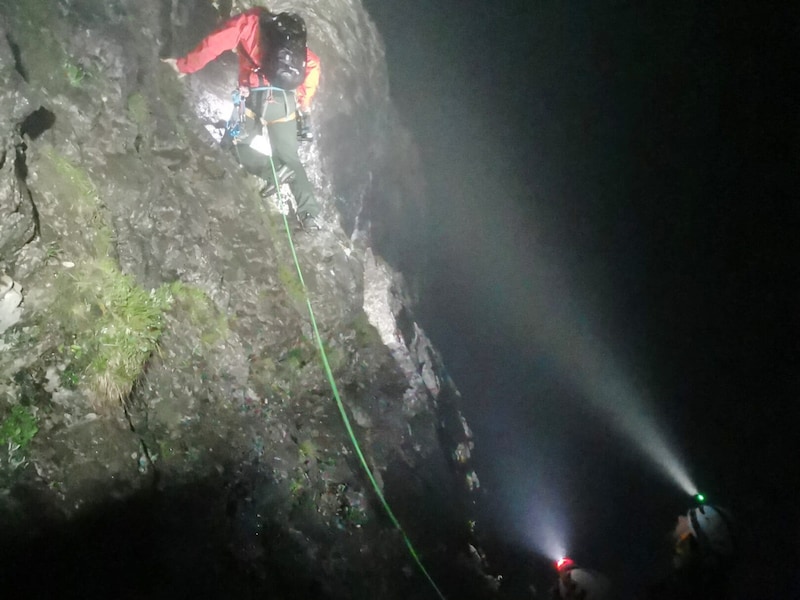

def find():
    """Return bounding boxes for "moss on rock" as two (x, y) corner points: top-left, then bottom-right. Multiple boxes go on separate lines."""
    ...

(167, 281), (230, 348)
(46, 258), (172, 409)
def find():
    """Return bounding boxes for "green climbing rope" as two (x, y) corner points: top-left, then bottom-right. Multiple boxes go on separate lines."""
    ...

(263, 156), (447, 600)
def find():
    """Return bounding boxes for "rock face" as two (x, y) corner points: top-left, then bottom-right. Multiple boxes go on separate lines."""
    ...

(0, 1), (491, 598)
(0, 275), (23, 334)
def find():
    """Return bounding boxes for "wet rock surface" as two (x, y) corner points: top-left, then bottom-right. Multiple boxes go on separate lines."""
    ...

(0, 1), (498, 598)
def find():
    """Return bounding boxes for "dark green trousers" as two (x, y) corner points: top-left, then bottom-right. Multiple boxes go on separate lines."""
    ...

(237, 90), (320, 218)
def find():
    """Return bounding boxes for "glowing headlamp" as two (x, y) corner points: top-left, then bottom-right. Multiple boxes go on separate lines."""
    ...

(556, 556), (575, 572)
(694, 493), (706, 504)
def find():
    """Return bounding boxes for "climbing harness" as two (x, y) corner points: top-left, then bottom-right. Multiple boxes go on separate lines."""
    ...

(245, 106), (297, 125)
(225, 86), (294, 144)
(250, 85), (295, 122)
(259, 156), (448, 600)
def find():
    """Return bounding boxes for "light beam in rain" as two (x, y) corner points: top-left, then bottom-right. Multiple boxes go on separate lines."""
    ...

(464, 203), (699, 497)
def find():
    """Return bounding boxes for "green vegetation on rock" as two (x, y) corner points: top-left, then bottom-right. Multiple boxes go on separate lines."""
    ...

(127, 92), (150, 129)
(42, 147), (115, 257)
(167, 282), (229, 347)
(85, 259), (170, 405)
(42, 275), (231, 411)
(47, 148), (96, 201)
(5, 0), (64, 88)
(339, 501), (369, 528)
(50, 258), (172, 408)
(298, 438), (319, 462)
(64, 60), (87, 87)
(32, 150), (201, 410)
(278, 264), (306, 303)
(0, 405), (38, 451)
(351, 311), (383, 348)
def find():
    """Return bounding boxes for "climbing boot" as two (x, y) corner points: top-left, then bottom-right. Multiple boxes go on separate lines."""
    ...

(259, 165), (295, 198)
(297, 211), (321, 232)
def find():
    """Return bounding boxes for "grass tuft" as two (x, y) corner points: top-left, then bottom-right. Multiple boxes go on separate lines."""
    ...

(67, 258), (172, 409)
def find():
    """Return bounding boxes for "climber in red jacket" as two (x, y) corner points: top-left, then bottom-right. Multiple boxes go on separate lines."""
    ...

(164, 7), (322, 231)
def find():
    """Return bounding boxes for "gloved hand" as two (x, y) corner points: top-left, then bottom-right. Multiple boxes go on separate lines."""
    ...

(160, 57), (185, 78)
(297, 110), (314, 142)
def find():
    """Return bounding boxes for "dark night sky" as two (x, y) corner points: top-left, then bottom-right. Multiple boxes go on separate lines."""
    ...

(364, 1), (797, 597)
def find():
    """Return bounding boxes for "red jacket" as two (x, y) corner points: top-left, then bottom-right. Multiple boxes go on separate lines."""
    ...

(176, 8), (320, 111)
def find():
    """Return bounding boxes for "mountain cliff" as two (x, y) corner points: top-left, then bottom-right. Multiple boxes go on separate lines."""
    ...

(0, 1), (495, 597)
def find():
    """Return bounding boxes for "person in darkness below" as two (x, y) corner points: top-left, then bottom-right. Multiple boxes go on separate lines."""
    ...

(550, 557), (610, 600)
(640, 503), (737, 600)
(164, 7), (322, 232)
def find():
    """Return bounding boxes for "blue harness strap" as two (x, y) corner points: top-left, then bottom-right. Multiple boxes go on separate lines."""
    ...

(225, 89), (248, 140)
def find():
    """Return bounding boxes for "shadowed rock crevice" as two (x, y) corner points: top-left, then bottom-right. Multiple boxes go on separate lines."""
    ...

(19, 106), (55, 141)
(4, 139), (40, 249)
(4, 34), (26, 82)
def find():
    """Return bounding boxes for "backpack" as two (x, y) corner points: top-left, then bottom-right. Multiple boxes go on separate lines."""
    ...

(260, 12), (307, 91)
